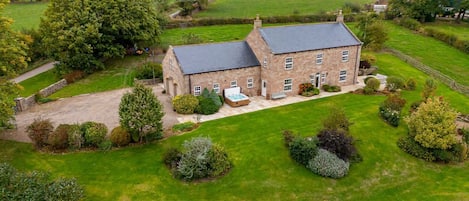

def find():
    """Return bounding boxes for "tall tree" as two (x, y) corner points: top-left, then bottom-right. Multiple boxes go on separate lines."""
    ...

(119, 84), (164, 143)
(388, 0), (447, 22)
(356, 13), (388, 51)
(40, 0), (162, 74)
(455, 0), (469, 22)
(0, 0), (30, 128)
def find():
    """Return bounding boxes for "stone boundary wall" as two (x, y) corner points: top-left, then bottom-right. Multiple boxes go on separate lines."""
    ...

(134, 78), (162, 85)
(15, 79), (68, 112)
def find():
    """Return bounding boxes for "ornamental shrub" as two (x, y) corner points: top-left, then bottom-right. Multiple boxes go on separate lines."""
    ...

(195, 96), (220, 115)
(163, 147), (182, 169)
(322, 85), (341, 92)
(288, 136), (318, 166)
(422, 78), (437, 100)
(172, 94), (199, 114)
(177, 137), (213, 180)
(307, 149), (350, 179)
(27, 118), (54, 149)
(379, 94), (406, 127)
(282, 130), (295, 147)
(110, 126), (131, 147)
(172, 122), (197, 132)
(405, 78), (417, 90)
(207, 144), (231, 177)
(317, 129), (356, 161)
(48, 124), (71, 150)
(365, 77), (380, 91)
(386, 76), (405, 92)
(397, 136), (435, 162)
(322, 108), (351, 133)
(209, 90), (222, 107)
(67, 124), (83, 150)
(82, 122), (108, 147)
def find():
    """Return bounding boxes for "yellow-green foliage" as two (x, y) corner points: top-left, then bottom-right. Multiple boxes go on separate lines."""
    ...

(405, 97), (458, 150)
(110, 126), (131, 147)
(172, 94), (199, 114)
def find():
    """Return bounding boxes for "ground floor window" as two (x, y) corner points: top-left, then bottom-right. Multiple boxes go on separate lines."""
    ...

(231, 80), (237, 88)
(339, 70), (347, 82)
(213, 83), (220, 93)
(284, 79), (292, 91)
(321, 73), (327, 84)
(247, 78), (254, 88)
(194, 86), (201, 95)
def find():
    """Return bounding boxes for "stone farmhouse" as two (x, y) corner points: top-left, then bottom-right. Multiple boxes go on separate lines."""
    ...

(162, 12), (362, 100)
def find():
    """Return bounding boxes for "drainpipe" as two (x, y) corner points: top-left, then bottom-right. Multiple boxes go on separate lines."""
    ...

(354, 44), (362, 84)
(188, 75), (192, 95)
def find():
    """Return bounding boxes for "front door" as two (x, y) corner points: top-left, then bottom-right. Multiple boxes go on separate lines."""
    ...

(261, 80), (267, 97)
(315, 73), (321, 88)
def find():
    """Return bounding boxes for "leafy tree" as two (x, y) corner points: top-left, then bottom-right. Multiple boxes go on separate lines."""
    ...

(405, 97), (458, 150)
(119, 84), (164, 143)
(0, 0), (30, 128)
(455, 0), (469, 22)
(356, 13), (388, 50)
(388, 0), (446, 22)
(40, 0), (163, 74)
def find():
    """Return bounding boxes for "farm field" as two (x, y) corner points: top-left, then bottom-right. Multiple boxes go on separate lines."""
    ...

(425, 22), (469, 40)
(195, 0), (372, 18)
(2, 52), (469, 200)
(3, 2), (48, 30)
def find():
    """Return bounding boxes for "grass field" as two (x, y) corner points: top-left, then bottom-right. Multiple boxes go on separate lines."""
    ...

(2, 52), (469, 200)
(195, 0), (372, 18)
(49, 56), (145, 99)
(425, 22), (469, 40)
(18, 70), (60, 97)
(3, 2), (48, 31)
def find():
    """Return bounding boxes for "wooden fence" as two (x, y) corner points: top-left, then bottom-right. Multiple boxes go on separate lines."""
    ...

(386, 48), (469, 96)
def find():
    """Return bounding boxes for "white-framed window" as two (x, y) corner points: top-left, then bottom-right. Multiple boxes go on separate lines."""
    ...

(263, 57), (268, 68)
(342, 50), (349, 62)
(230, 80), (237, 88)
(247, 78), (254, 88)
(321, 73), (327, 84)
(194, 86), (201, 95)
(284, 79), (293, 91)
(213, 83), (220, 93)
(339, 70), (347, 82)
(316, 53), (323, 65)
(285, 57), (293, 70)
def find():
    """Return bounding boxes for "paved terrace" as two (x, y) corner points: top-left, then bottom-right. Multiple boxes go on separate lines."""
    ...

(177, 76), (371, 123)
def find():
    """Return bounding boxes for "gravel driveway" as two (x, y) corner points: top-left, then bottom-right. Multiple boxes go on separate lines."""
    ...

(1, 84), (178, 143)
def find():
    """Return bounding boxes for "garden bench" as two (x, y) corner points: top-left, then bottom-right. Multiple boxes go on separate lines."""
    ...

(271, 92), (287, 100)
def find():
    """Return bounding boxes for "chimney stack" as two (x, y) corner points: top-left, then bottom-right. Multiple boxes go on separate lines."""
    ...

(336, 10), (344, 23)
(254, 14), (262, 29)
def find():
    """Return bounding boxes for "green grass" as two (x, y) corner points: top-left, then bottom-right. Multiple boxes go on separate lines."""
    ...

(3, 2), (49, 31)
(385, 21), (469, 86)
(2, 53), (469, 200)
(194, 0), (372, 18)
(18, 70), (60, 97)
(49, 56), (145, 98)
(424, 22), (469, 40)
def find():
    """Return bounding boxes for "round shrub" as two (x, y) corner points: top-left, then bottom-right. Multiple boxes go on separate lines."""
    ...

(195, 96), (220, 115)
(405, 78), (417, 90)
(317, 129), (356, 161)
(386, 76), (405, 92)
(81, 122), (108, 147)
(207, 144), (231, 177)
(307, 149), (350, 179)
(27, 118), (54, 149)
(172, 94), (199, 114)
(67, 124), (84, 150)
(288, 136), (318, 166)
(163, 147), (182, 169)
(48, 124), (71, 150)
(110, 126), (131, 147)
(365, 77), (380, 92)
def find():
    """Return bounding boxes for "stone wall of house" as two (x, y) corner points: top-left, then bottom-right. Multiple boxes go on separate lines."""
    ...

(162, 46), (187, 97)
(39, 79), (67, 97)
(188, 66), (261, 97)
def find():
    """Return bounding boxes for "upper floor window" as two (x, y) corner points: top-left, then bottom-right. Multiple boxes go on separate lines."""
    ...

(213, 83), (220, 93)
(194, 86), (201, 95)
(339, 70), (347, 82)
(316, 53), (323, 65)
(263, 57), (268, 68)
(285, 57), (293, 70)
(247, 78), (254, 88)
(231, 80), (238, 88)
(284, 79), (293, 91)
(342, 50), (349, 62)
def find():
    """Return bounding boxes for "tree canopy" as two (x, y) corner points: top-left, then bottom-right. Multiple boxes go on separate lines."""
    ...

(355, 13), (388, 51)
(388, 0), (446, 22)
(40, 0), (163, 74)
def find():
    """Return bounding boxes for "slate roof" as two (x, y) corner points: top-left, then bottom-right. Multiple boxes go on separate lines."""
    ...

(259, 23), (361, 54)
(173, 41), (260, 75)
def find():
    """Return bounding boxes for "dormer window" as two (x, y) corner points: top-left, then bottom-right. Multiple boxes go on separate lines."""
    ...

(285, 57), (293, 70)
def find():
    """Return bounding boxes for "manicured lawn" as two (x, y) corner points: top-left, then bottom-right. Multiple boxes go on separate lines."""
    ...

(194, 0), (371, 18)
(385, 21), (469, 86)
(18, 70), (60, 97)
(425, 22), (469, 40)
(49, 56), (144, 98)
(3, 2), (49, 31)
(2, 53), (469, 200)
